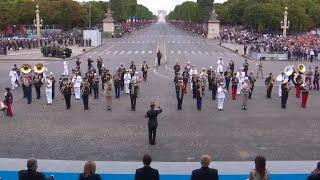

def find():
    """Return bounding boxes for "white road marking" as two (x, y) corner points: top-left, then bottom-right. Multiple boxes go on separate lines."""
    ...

(119, 51), (125, 55)
(134, 50), (139, 54)
(146, 41), (150, 43)
(112, 51), (118, 55)
(172, 41), (175, 44)
(184, 50), (188, 54)
(198, 51), (202, 54)
(148, 51), (152, 54)
(127, 51), (132, 54)
(171, 50), (174, 54)
(137, 41), (140, 43)
(177, 51), (181, 54)
(211, 52), (216, 55)
(191, 51), (195, 54)
(205, 51), (209, 55)
(106, 51), (112, 55)
(141, 50), (145, 54)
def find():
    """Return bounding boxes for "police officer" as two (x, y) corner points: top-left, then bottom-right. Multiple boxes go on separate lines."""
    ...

(145, 102), (162, 145)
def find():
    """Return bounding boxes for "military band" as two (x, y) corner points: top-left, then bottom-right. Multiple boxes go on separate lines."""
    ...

(81, 78), (90, 110)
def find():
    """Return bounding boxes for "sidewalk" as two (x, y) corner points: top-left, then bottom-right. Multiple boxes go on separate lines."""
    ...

(0, 46), (94, 61)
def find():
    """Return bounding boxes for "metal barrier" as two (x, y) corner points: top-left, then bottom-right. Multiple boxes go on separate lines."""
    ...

(250, 52), (288, 61)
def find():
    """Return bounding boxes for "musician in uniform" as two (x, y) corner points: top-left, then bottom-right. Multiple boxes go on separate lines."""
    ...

(156, 50), (162, 66)
(124, 70), (132, 94)
(72, 72), (82, 100)
(130, 61), (137, 77)
(81, 78), (90, 110)
(248, 72), (256, 99)
(243, 59), (249, 76)
(256, 59), (264, 79)
(313, 67), (319, 90)
(281, 79), (290, 109)
(231, 73), (239, 100)
(3, 87), (13, 117)
(173, 62), (181, 74)
(301, 83), (310, 108)
(175, 80), (184, 110)
(277, 72), (286, 98)
(224, 67), (231, 91)
(294, 72), (303, 98)
(87, 58), (93, 69)
(265, 73), (275, 99)
(9, 68), (19, 90)
(88, 70), (95, 95)
(48, 73), (55, 100)
(101, 68), (107, 90)
(129, 79), (138, 111)
(113, 72), (122, 98)
(217, 57), (224, 73)
(182, 68), (189, 93)
(229, 60), (235, 75)
(196, 79), (203, 111)
(141, 61), (149, 82)
(120, 64), (126, 90)
(306, 67), (313, 86)
(207, 67), (212, 91)
(75, 58), (82, 68)
(42, 75), (53, 105)
(145, 102), (162, 145)
(104, 76), (113, 110)
(211, 73), (218, 100)
(33, 73), (43, 99)
(62, 78), (73, 109)
(23, 76), (32, 104)
(241, 78), (251, 110)
(217, 82), (226, 111)
(93, 78), (99, 99)
(97, 57), (103, 76)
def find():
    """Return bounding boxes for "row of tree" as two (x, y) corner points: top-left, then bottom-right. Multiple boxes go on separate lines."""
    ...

(0, 0), (156, 31)
(167, 0), (320, 33)
(167, 0), (214, 23)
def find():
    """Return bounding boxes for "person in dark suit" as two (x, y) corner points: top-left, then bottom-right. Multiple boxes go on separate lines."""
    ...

(79, 161), (101, 180)
(19, 158), (45, 180)
(191, 155), (218, 180)
(145, 102), (162, 145)
(135, 154), (159, 180)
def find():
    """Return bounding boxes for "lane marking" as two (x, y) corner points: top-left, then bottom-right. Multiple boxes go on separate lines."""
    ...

(106, 51), (112, 55)
(177, 51), (181, 54)
(112, 51), (118, 55)
(127, 51), (132, 54)
(119, 51), (125, 55)
(148, 51), (152, 54)
(141, 51), (145, 54)
(134, 50), (139, 54)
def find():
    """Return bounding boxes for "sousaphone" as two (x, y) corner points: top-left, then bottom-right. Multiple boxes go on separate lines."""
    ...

(20, 64), (32, 75)
(297, 64), (306, 73)
(34, 63), (45, 74)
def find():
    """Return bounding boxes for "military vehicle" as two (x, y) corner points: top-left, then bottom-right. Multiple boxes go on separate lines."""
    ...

(41, 46), (72, 59)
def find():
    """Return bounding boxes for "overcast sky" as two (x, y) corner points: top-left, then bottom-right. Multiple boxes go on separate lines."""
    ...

(75, 0), (227, 14)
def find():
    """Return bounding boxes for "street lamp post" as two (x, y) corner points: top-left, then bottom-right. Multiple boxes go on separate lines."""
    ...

(33, 4), (43, 38)
(281, 6), (290, 38)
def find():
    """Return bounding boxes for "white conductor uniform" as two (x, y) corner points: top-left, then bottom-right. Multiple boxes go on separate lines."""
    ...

(43, 77), (53, 104)
(72, 75), (82, 99)
(9, 70), (19, 90)
(217, 83), (226, 110)
(63, 61), (68, 76)
(217, 58), (224, 73)
(124, 71), (132, 94)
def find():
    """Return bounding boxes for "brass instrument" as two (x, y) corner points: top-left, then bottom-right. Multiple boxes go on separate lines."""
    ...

(34, 63), (45, 74)
(81, 81), (90, 93)
(21, 76), (31, 87)
(60, 80), (73, 94)
(284, 65), (294, 76)
(266, 76), (274, 90)
(21, 64), (32, 75)
(298, 64), (306, 73)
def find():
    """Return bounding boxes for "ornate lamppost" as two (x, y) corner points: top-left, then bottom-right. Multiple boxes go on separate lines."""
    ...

(281, 6), (290, 38)
(33, 4), (43, 37)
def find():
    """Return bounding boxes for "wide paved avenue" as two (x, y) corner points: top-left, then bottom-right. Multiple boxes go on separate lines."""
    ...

(0, 22), (319, 162)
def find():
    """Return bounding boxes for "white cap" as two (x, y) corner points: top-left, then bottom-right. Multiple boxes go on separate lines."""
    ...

(135, 72), (139, 75)
(187, 61), (190, 64)
(210, 66), (213, 69)
(202, 67), (205, 70)
(49, 72), (53, 75)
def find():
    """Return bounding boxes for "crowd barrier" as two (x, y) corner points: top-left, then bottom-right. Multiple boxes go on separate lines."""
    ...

(250, 52), (288, 61)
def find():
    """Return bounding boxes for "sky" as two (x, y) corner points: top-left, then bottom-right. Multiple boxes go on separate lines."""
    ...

(75, 0), (227, 14)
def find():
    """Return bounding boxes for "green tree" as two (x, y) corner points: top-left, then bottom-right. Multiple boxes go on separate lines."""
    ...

(197, 0), (214, 23)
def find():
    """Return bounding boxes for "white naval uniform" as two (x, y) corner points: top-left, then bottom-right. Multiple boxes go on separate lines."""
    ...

(72, 75), (82, 99)
(236, 72), (245, 95)
(189, 68), (197, 90)
(278, 74), (285, 97)
(124, 73), (131, 94)
(63, 61), (68, 76)
(217, 59), (224, 73)
(44, 78), (53, 104)
(217, 86), (226, 110)
(9, 70), (19, 90)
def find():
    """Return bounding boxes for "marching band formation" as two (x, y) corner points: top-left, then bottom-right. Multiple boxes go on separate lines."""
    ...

(2, 54), (320, 118)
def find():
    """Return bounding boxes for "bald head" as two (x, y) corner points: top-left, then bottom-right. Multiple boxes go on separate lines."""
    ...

(201, 155), (211, 167)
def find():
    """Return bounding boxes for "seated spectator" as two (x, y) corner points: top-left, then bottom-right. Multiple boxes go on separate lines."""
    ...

(18, 158), (45, 180)
(249, 156), (270, 180)
(191, 155), (218, 180)
(135, 154), (159, 180)
(307, 161), (320, 180)
(79, 161), (101, 180)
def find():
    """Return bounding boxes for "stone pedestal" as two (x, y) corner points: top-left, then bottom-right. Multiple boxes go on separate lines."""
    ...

(103, 8), (115, 33)
(207, 8), (220, 39)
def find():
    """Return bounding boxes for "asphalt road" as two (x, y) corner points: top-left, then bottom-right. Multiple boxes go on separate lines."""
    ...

(0, 22), (319, 162)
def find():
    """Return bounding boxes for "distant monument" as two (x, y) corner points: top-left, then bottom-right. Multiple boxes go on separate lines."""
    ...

(207, 8), (220, 39)
(103, 8), (115, 33)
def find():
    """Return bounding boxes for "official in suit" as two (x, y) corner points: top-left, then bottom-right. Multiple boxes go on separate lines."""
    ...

(135, 154), (159, 180)
(19, 158), (45, 180)
(191, 155), (219, 180)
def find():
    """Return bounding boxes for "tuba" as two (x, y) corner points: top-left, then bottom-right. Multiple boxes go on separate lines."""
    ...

(34, 63), (45, 74)
(284, 65), (294, 76)
(21, 64), (32, 75)
(298, 64), (306, 74)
